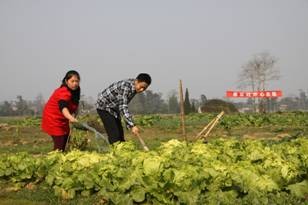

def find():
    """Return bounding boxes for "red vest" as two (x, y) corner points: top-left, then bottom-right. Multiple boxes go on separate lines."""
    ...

(41, 86), (78, 136)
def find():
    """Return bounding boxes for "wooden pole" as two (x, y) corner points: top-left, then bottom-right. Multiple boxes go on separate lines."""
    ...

(203, 111), (224, 139)
(195, 111), (224, 140)
(179, 80), (186, 140)
(195, 117), (216, 139)
(136, 133), (150, 151)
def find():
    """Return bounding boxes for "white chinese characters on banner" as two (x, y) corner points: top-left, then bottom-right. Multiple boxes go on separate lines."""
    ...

(226, 91), (282, 98)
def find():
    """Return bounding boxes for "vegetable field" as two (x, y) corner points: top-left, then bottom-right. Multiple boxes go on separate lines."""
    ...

(0, 112), (308, 205)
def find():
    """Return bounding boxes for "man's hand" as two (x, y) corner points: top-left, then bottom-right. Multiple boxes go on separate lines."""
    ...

(131, 126), (140, 136)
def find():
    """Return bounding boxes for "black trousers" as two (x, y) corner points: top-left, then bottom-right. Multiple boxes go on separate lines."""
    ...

(97, 109), (125, 144)
(51, 135), (69, 151)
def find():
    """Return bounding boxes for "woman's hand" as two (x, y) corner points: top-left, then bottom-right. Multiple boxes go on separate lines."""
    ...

(69, 117), (78, 123)
(62, 108), (78, 123)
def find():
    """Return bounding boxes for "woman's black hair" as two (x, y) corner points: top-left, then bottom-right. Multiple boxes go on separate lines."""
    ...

(136, 73), (151, 85)
(61, 70), (80, 104)
(62, 70), (80, 85)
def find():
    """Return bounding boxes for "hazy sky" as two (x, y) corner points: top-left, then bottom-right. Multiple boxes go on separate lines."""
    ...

(1, 0), (307, 102)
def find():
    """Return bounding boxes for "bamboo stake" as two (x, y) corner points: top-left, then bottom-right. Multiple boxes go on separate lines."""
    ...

(202, 111), (224, 139)
(179, 81), (185, 135)
(179, 80), (186, 140)
(195, 117), (217, 139)
(195, 111), (224, 139)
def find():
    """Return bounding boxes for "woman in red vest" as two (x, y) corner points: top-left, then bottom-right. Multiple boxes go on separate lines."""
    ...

(42, 70), (80, 151)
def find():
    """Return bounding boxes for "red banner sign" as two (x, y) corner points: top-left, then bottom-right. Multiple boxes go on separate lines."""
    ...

(226, 90), (282, 98)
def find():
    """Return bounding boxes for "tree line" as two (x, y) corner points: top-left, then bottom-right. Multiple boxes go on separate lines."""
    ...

(0, 90), (206, 116)
(0, 95), (45, 116)
(1, 89), (307, 117)
(128, 89), (208, 115)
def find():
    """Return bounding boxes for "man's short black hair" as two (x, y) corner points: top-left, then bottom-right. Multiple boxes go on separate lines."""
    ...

(136, 73), (151, 85)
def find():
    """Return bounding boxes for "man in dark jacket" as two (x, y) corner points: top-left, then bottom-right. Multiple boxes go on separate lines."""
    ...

(96, 73), (151, 144)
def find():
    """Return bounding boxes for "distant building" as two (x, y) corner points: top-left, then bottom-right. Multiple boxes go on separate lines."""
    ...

(238, 107), (253, 113)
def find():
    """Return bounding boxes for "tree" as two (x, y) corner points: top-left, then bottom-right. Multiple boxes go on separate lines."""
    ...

(33, 93), (45, 115)
(184, 88), (192, 114)
(238, 52), (280, 112)
(129, 92), (146, 114)
(144, 90), (167, 114)
(191, 102), (196, 113)
(200, 94), (208, 106)
(191, 99), (200, 113)
(0, 101), (13, 116)
(299, 89), (307, 110)
(15, 95), (33, 115)
(129, 90), (167, 114)
(167, 90), (179, 114)
(79, 95), (95, 114)
(279, 97), (297, 111)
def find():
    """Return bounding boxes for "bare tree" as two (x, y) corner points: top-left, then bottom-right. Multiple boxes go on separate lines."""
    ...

(238, 52), (280, 112)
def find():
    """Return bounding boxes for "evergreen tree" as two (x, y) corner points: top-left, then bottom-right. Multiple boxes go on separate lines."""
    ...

(184, 88), (192, 114)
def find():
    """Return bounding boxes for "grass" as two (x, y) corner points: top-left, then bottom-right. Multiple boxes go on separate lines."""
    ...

(0, 181), (107, 205)
(0, 126), (51, 154)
